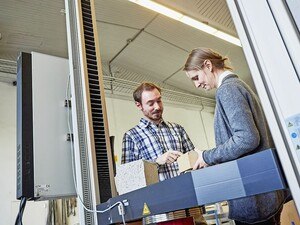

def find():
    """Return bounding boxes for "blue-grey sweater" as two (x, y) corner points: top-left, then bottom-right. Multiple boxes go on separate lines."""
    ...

(203, 74), (286, 223)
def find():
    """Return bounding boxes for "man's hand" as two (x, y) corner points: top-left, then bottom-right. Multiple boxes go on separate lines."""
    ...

(156, 150), (183, 165)
(192, 149), (208, 170)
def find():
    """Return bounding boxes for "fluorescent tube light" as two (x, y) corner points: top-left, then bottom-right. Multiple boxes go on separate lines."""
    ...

(180, 16), (217, 34)
(128, 0), (241, 47)
(129, 0), (183, 20)
(213, 30), (241, 46)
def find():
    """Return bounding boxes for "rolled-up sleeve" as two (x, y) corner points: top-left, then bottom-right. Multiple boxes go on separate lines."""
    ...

(179, 125), (195, 153)
(121, 133), (136, 164)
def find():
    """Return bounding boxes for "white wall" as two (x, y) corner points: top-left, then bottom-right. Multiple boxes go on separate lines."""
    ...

(0, 82), (49, 225)
(0, 82), (15, 225)
(0, 80), (215, 225)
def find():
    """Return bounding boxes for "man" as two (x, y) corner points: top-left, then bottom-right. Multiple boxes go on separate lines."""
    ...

(121, 82), (194, 180)
(121, 82), (206, 225)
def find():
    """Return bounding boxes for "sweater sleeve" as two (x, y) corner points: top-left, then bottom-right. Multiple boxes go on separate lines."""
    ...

(203, 83), (260, 165)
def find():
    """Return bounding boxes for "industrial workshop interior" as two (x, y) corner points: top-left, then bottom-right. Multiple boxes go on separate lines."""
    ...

(0, 0), (300, 225)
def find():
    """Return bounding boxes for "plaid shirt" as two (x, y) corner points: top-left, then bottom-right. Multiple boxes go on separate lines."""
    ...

(121, 118), (195, 181)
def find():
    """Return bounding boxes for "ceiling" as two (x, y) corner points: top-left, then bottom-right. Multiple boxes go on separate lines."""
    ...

(0, 0), (254, 102)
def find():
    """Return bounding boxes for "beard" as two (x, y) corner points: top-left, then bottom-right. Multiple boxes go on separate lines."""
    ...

(144, 109), (163, 122)
(151, 110), (162, 120)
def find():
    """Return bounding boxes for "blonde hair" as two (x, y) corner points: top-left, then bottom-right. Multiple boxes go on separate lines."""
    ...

(183, 48), (233, 71)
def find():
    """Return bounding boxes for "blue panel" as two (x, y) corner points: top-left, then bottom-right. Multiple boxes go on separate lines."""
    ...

(238, 149), (286, 195)
(242, 169), (286, 195)
(238, 149), (277, 177)
(192, 158), (245, 204)
(191, 160), (241, 187)
(195, 179), (245, 205)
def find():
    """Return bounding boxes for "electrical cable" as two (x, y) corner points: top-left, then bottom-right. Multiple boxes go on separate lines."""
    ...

(14, 197), (27, 225)
(65, 74), (126, 225)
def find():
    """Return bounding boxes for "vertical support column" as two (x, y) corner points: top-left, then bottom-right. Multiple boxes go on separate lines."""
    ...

(227, 0), (300, 213)
(65, 0), (116, 224)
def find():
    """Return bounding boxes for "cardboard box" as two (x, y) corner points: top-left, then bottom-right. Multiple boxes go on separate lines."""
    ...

(115, 160), (159, 195)
(281, 200), (300, 225)
(177, 151), (198, 173)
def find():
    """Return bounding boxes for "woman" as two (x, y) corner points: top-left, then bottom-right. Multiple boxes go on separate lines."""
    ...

(183, 48), (286, 225)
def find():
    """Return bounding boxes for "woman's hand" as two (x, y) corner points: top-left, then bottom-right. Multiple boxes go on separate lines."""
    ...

(193, 149), (208, 170)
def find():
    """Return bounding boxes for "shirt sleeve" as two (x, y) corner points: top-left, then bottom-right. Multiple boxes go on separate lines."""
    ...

(203, 84), (260, 165)
(121, 133), (137, 164)
(178, 125), (195, 153)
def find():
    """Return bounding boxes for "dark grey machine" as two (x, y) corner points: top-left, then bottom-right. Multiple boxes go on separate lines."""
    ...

(97, 149), (287, 224)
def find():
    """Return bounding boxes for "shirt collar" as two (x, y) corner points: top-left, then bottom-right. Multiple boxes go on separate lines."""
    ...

(139, 117), (165, 128)
(217, 70), (233, 88)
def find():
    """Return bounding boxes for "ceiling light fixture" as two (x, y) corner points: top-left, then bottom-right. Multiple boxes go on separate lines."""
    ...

(128, 0), (241, 47)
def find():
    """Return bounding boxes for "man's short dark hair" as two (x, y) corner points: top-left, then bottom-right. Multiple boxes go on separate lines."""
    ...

(133, 82), (161, 103)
